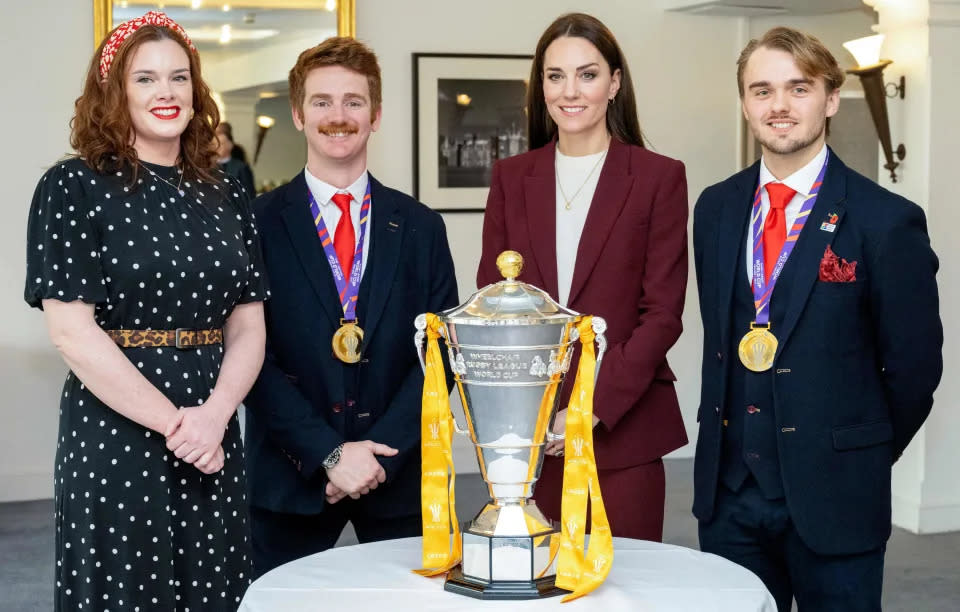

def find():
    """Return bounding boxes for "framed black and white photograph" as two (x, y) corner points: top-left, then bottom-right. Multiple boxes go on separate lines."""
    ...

(413, 53), (533, 212)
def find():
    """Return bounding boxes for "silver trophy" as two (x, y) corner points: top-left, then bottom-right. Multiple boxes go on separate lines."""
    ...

(415, 251), (607, 600)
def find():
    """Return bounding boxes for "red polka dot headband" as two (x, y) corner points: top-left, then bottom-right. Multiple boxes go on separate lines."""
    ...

(99, 11), (197, 80)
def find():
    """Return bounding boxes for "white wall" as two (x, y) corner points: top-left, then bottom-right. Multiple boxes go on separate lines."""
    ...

(0, 0), (91, 501)
(358, 0), (746, 466)
(869, 0), (960, 534)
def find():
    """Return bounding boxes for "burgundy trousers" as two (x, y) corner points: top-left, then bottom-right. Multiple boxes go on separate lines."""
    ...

(532, 456), (666, 541)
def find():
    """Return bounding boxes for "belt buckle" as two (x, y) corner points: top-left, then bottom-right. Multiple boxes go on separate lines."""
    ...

(174, 328), (193, 350)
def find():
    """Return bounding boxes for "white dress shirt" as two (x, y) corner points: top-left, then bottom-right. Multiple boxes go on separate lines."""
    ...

(556, 148), (606, 306)
(304, 167), (372, 279)
(746, 144), (828, 282)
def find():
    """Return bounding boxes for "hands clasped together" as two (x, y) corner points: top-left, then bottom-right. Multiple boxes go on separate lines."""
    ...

(163, 400), (232, 475)
(324, 441), (398, 504)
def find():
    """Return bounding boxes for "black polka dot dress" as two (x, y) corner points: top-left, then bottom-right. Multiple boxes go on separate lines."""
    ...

(24, 157), (269, 611)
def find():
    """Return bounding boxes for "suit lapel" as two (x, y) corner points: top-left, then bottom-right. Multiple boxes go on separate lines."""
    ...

(717, 163), (759, 351)
(776, 152), (847, 352)
(523, 146), (559, 299)
(279, 171), (342, 328)
(568, 138), (634, 305)
(359, 175), (404, 344)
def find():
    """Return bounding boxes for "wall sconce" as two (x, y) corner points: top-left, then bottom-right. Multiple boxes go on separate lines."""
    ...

(254, 115), (275, 164)
(843, 34), (906, 182)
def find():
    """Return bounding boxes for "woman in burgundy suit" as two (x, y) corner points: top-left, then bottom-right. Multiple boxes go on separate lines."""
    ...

(476, 13), (689, 540)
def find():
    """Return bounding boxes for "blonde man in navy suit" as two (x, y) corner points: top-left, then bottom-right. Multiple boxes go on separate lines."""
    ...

(692, 27), (941, 611)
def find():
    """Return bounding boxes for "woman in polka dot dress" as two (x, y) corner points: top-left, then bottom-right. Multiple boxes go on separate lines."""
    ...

(23, 12), (267, 611)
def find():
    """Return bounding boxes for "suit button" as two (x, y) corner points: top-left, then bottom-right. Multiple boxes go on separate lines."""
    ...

(716, 352), (723, 361)
(746, 405), (760, 414)
(715, 405), (720, 413)
(332, 402), (343, 413)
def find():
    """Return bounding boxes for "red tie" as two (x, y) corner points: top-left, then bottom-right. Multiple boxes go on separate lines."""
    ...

(762, 182), (796, 284)
(331, 192), (355, 277)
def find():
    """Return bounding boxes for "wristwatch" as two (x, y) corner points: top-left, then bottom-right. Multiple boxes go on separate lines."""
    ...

(322, 443), (344, 469)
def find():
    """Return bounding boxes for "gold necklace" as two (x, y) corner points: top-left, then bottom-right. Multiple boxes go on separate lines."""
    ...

(140, 161), (185, 196)
(555, 148), (607, 210)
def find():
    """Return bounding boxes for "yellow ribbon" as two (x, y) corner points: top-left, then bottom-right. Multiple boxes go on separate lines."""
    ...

(555, 316), (614, 602)
(415, 313), (462, 576)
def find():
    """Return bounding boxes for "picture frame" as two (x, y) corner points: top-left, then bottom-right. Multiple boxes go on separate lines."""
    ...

(412, 53), (533, 212)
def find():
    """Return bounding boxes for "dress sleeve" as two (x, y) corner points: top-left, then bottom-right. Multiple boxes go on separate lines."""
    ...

(24, 161), (108, 309)
(226, 175), (270, 303)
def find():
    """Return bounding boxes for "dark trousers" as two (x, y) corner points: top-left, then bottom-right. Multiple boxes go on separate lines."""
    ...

(698, 478), (884, 612)
(251, 502), (421, 577)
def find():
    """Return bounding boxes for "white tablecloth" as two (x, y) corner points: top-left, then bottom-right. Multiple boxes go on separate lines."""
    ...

(239, 537), (776, 611)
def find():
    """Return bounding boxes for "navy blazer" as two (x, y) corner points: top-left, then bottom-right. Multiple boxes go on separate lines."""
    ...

(692, 150), (942, 556)
(244, 171), (458, 518)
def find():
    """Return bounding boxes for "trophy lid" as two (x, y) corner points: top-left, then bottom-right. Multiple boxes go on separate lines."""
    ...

(441, 251), (579, 325)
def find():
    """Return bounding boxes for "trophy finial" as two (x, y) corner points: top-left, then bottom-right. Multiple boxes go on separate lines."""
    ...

(496, 250), (523, 280)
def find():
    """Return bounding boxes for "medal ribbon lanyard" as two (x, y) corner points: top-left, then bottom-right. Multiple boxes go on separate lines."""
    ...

(309, 183), (372, 320)
(750, 152), (829, 326)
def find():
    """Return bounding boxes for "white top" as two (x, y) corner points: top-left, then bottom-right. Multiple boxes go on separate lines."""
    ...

(746, 144), (827, 282)
(238, 536), (777, 611)
(555, 148), (606, 306)
(304, 167), (372, 279)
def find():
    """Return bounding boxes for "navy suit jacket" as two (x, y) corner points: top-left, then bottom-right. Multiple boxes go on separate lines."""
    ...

(244, 171), (458, 518)
(692, 149), (942, 555)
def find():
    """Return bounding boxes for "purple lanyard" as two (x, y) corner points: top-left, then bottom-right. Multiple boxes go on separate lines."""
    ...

(751, 151), (829, 325)
(308, 182), (371, 321)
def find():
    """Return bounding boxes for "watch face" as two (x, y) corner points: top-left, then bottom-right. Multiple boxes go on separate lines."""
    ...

(323, 444), (343, 468)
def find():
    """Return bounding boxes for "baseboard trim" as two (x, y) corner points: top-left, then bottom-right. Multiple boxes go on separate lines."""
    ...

(0, 470), (52, 503)
(892, 494), (960, 534)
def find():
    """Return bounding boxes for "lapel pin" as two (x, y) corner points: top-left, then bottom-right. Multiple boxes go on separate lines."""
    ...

(819, 212), (838, 233)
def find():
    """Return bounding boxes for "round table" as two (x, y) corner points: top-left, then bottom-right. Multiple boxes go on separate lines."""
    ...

(239, 537), (777, 611)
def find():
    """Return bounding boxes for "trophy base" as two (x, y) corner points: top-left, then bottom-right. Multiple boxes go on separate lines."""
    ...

(444, 566), (568, 600)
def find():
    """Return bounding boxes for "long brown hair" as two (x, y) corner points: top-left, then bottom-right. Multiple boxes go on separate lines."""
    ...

(71, 25), (220, 183)
(527, 13), (644, 150)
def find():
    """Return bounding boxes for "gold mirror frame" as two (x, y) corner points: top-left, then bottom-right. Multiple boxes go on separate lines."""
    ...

(94, 0), (355, 46)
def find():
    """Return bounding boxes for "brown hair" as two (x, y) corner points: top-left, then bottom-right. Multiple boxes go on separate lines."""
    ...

(71, 25), (220, 183)
(288, 37), (382, 122)
(737, 26), (845, 97)
(527, 13), (644, 151)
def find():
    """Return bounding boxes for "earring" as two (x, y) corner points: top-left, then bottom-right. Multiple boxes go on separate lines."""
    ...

(189, 108), (196, 120)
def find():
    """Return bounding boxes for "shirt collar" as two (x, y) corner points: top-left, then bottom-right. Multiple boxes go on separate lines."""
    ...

(759, 143), (827, 197)
(303, 167), (369, 207)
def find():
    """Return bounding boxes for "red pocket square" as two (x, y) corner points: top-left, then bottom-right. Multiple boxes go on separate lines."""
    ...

(819, 245), (857, 282)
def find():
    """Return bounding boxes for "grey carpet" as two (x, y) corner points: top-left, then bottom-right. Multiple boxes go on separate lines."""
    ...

(2, 459), (958, 611)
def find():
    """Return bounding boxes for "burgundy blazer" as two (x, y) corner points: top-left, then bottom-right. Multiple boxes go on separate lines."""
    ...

(477, 138), (689, 469)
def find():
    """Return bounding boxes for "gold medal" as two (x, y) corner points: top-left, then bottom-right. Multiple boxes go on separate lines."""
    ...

(332, 319), (364, 363)
(738, 323), (778, 372)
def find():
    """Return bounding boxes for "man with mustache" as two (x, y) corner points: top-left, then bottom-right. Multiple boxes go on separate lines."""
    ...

(692, 27), (941, 611)
(244, 37), (458, 575)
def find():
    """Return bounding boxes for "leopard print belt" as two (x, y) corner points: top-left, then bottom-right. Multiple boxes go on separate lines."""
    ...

(105, 328), (223, 349)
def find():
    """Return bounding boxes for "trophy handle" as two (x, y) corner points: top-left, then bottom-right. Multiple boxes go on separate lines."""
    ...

(415, 314), (470, 437)
(414, 314), (428, 373)
(593, 316), (608, 385)
(545, 317), (609, 443)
